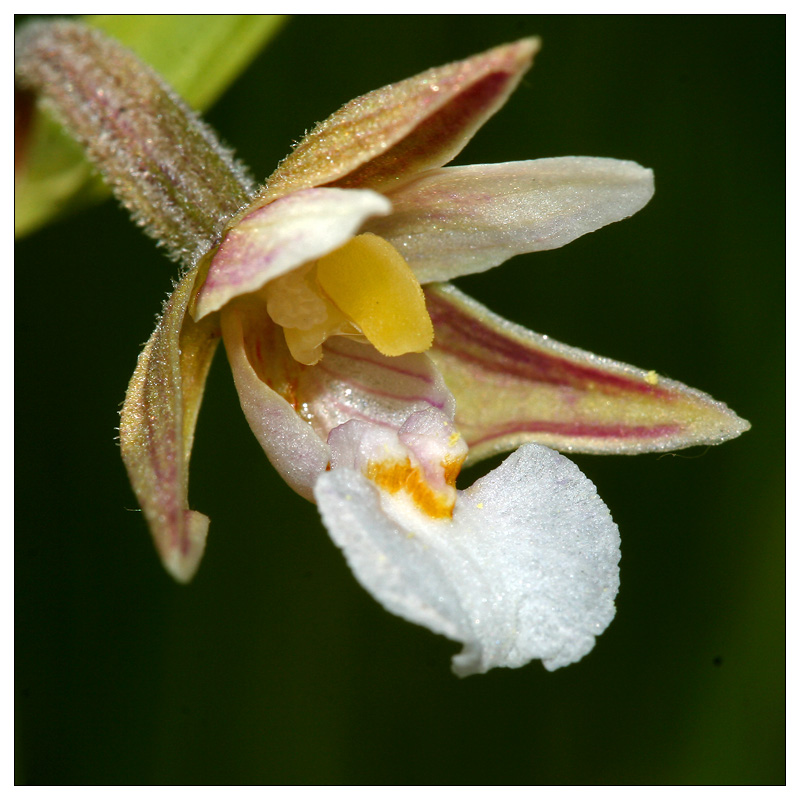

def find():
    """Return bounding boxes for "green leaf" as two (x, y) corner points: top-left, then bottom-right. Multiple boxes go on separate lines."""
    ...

(87, 14), (286, 110)
(15, 14), (286, 238)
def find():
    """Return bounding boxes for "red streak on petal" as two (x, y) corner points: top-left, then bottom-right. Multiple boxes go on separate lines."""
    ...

(427, 292), (674, 399)
(315, 360), (447, 410)
(468, 420), (682, 448)
(323, 339), (435, 383)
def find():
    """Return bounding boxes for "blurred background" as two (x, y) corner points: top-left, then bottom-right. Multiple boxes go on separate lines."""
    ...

(15, 15), (784, 785)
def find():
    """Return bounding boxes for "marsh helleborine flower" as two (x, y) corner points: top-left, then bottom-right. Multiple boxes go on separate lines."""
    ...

(16, 22), (749, 676)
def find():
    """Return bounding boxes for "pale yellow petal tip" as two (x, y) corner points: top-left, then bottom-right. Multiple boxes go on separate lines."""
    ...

(685, 390), (751, 446)
(160, 510), (210, 584)
(716, 409), (751, 441)
(513, 36), (542, 60)
(483, 36), (541, 76)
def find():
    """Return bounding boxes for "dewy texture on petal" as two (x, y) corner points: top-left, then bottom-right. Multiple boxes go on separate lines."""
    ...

(426, 284), (751, 460)
(119, 270), (220, 583)
(315, 442), (620, 676)
(221, 297), (456, 498)
(257, 38), (539, 203)
(194, 188), (391, 319)
(291, 338), (456, 443)
(368, 157), (655, 282)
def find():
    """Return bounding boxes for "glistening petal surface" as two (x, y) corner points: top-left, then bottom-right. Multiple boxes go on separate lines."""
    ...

(293, 337), (456, 444)
(119, 269), (219, 583)
(426, 284), (750, 461)
(220, 300), (455, 498)
(258, 38), (539, 202)
(368, 157), (655, 282)
(315, 442), (620, 676)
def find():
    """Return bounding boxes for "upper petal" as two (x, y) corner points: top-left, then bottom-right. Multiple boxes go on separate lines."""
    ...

(315, 440), (620, 675)
(368, 158), (655, 283)
(119, 267), (219, 582)
(425, 283), (751, 460)
(194, 187), (390, 319)
(257, 38), (539, 202)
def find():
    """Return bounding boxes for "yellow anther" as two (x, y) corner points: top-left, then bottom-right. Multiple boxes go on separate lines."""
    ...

(315, 233), (434, 358)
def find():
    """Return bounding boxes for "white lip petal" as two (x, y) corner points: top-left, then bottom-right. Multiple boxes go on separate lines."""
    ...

(315, 441), (620, 676)
(369, 157), (654, 283)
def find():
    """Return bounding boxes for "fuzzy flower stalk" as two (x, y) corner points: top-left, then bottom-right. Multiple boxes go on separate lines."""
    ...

(15, 21), (749, 676)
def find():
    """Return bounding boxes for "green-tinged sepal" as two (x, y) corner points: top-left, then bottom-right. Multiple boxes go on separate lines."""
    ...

(426, 283), (750, 462)
(119, 271), (220, 583)
(14, 19), (267, 580)
(259, 38), (539, 204)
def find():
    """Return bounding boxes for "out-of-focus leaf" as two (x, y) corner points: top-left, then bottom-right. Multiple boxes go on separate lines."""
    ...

(88, 15), (286, 111)
(15, 14), (286, 238)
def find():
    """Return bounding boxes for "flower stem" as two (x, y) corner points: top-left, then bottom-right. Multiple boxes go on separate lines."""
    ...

(14, 20), (255, 267)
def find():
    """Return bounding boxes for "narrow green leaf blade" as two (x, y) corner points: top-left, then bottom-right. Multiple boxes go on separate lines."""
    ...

(88, 14), (286, 110)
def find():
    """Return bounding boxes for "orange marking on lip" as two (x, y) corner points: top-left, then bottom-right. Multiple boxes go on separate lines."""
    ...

(442, 455), (464, 489)
(365, 456), (463, 519)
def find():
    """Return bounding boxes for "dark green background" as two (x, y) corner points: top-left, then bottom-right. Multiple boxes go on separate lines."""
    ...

(16, 15), (784, 785)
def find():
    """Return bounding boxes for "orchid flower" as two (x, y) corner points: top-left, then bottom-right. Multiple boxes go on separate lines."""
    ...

(15, 22), (749, 676)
